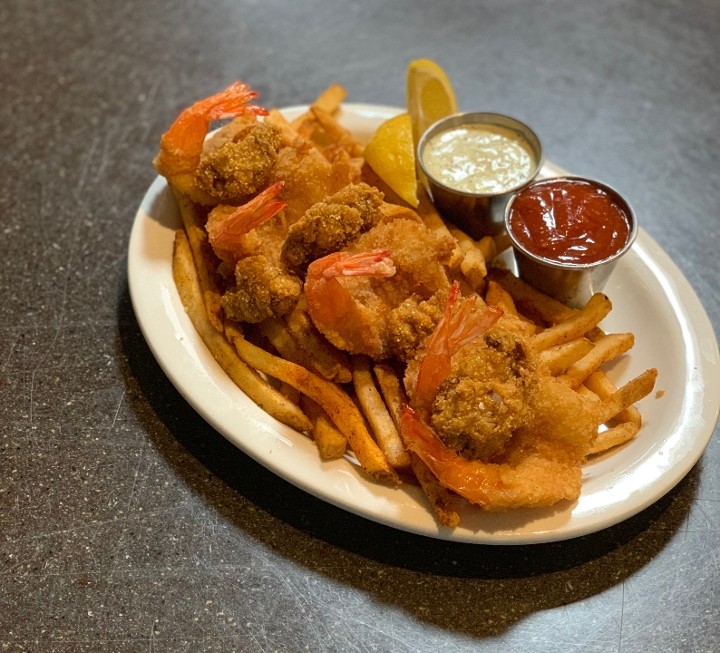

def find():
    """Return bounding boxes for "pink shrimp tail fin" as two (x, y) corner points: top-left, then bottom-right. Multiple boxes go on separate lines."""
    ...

(199, 81), (269, 122)
(319, 249), (396, 280)
(401, 406), (454, 469)
(208, 181), (286, 250)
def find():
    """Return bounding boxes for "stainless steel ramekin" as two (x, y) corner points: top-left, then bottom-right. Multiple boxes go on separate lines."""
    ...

(417, 112), (543, 239)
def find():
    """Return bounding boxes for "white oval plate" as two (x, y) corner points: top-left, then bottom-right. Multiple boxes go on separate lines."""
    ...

(128, 103), (719, 544)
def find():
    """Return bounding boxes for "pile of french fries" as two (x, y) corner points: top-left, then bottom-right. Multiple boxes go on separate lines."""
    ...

(168, 84), (657, 527)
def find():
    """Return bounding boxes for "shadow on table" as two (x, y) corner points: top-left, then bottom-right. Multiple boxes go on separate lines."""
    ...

(118, 277), (695, 638)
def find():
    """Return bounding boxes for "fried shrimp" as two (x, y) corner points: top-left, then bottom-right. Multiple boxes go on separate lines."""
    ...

(153, 81), (268, 205)
(430, 328), (536, 460)
(195, 122), (283, 204)
(222, 255), (302, 324)
(400, 285), (600, 510)
(281, 182), (385, 273)
(273, 139), (362, 222)
(401, 400), (594, 511)
(304, 219), (456, 359)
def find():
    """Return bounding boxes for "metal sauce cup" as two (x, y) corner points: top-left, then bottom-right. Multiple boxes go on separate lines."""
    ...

(418, 112), (543, 239)
(504, 176), (638, 308)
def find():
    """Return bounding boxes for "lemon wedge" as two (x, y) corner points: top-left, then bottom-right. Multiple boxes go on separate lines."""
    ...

(406, 58), (458, 146)
(363, 112), (419, 207)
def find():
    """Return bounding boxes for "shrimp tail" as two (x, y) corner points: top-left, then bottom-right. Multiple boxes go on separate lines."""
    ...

(413, 282), (502, 417)
(207, 181), (287, 254)
(154, 81), (268, 196)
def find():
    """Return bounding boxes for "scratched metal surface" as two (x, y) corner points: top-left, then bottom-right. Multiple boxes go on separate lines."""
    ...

(1, 0), (718, 651)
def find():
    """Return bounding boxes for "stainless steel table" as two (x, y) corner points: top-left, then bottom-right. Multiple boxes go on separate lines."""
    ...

(2, 1), (718, 651)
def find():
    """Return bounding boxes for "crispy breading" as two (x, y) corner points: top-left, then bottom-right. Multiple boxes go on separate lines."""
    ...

(222, 255), (302, 323)
(281, 183), (384, 273)
(195, 122), (283, 203)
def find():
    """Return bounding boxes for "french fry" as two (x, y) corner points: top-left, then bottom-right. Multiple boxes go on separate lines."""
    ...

(485, 279), (518, 315)
(409, 453), (461, 528)
(372, 363), (407, 431)
(224, 325), (399, 484)
(301, 396), (348, 459)
(539, 338), (595, 376)
(589, 421), (641, 455)
(290, 83), (347, 137)
(558, 332), (635, 388)
(172, 230), (312, 433)
(448, 225), (488, 291)
(530, 293), (612, 352)
(171, 188), (224, 332)
(259, 317), (325, 374)
(584, 369), (642, 427)
(598, 368), (658, 424)
(310, 106), (364, 157)
(416, 186), (463, 268)
(352, 356), (411, 469)
(488, 267), (577, 325)
(285, 298), (353, 383)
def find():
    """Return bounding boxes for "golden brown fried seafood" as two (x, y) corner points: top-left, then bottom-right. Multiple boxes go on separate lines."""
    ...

(430, 328), (536, 460)
(222, 255), (302, 324)
(281, 182), (385, 273)
(195, 122), (283, 204)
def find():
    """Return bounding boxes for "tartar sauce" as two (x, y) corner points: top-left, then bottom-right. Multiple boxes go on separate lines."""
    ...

(422, 124), (536, 195)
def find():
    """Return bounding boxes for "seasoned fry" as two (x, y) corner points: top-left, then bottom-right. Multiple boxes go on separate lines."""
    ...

(352, 356), (411, 468)
(416, 186), (463, 268)
(488, 267), (576, 324)
(286, 298), (353, 383)
(259, 317), (325, 373)
(373, 362), (407, 431)
(310, 106), (364, 157)
(485, 279), (518, 315)
(598, 368), (658, 424)
(172, 230), (312, 432)
(530, 293), (612, 352)
(301, 396), (348, 459)
(224, 325), (399, 483)
(448, 225), (488, 291)
(409, 453), (461, 527)
(290, 83), (347, 136)
(539, 338), (595, 376)
(558, 332), (635, 387)
(584, 369), (642, 427)
(590, 421), (641, 455)
(171, 188), (224, 332)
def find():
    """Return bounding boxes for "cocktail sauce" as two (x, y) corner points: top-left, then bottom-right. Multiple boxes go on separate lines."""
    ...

(507, 178), (631, 265)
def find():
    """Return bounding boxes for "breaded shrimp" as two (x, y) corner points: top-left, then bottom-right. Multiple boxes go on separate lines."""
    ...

(153, 81), (267, 205)
(273, 139), (362, 222)
(304, 219), (456, 359)
(222, 255), (302, 324)
(281, 183), (385, 273)
(195, 122), (283, 204)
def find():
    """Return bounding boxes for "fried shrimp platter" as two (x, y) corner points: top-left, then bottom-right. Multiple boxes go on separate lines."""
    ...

(156, 79), (658, 527)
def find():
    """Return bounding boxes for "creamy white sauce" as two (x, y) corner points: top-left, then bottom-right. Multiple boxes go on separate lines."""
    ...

(423, 124), (536, 194)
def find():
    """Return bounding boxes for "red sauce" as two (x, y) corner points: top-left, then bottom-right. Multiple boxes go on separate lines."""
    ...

(507, 178), (631, 265)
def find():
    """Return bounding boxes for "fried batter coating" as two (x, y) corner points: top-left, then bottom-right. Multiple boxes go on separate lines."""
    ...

(221, 255), (302, 324)
(273, 139), (362, 222)
(387, 292), (445, 362)
(195, 122), (283, 203)
(431, 328), (536, 460)
(304, 218), (455, 360)
(281, 183), (384, 273)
